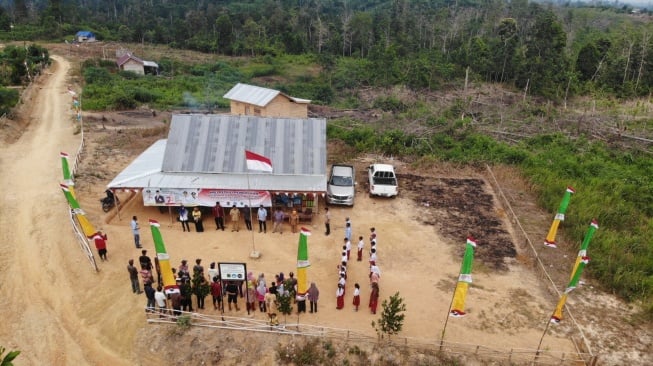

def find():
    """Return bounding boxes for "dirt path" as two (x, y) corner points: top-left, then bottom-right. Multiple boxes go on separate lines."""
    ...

(0, 56), (130, 365)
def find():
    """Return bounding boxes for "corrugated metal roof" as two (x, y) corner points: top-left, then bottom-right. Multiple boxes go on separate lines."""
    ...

(107, 114), (327, 192)
(223, 83), (311, 107)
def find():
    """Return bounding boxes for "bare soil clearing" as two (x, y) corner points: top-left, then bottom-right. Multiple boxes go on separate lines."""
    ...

(0, 53), (650, 365)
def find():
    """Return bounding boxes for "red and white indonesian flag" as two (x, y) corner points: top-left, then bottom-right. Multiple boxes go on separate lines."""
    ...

(245, 150), (273, 172)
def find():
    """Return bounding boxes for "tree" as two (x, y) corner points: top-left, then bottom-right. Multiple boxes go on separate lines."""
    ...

(276, 292), (293, 323)
(371, 292), (406, 340)
(0, 346), (20, 366)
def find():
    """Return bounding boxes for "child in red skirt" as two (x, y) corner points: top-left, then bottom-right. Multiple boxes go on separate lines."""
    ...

(352, 283), (360, 311)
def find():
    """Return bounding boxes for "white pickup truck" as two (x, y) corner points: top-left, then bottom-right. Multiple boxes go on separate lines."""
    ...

(368, 163), (398, 197)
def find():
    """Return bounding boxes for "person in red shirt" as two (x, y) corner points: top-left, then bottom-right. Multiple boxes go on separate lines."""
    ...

(92, 230), (108, 261)
(212, 201), (225, 231)
(210, 276), (223, 311)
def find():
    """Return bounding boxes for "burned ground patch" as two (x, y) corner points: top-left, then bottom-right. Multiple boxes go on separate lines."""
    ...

(399, 173), (516, 270)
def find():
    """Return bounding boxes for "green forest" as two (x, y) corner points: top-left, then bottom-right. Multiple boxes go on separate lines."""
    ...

(0, 0), (652, 318)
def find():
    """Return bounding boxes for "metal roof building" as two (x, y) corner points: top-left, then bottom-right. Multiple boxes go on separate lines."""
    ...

(224, 83), (311, 106)
(107, 114), (327, 207)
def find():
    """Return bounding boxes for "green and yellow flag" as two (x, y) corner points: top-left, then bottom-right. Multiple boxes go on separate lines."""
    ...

(450, 237), (477, 317)
(60, 152), (75, 197)
(544, 186), (575, 248)
(149, 219), (179, 294)
(551, 219), (598, 323)
(60, 183), (95, 237)
(296, 227), (311, 295)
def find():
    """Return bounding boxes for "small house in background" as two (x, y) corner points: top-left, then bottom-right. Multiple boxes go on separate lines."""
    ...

(223, 83), (311, 119)
(116, 52), (159, 75)
(75, 31), (96, 43)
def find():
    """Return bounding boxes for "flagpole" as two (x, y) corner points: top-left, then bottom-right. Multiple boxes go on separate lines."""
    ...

(246, 153), (260, 259)
(440, 280), (457, 351)
(535, 314), (554, 362)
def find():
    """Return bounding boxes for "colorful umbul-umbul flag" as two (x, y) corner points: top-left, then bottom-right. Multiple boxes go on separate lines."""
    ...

(550, 219), (598, 323)
(450, 237), (477, 317)
(245, 150), (273, 172)
(544, 186), (575, 248)
(60, 183), (96, 238)
(60, 152), (76, 197)
(149, 219), (179, 294)
(296, 227), (311, 295)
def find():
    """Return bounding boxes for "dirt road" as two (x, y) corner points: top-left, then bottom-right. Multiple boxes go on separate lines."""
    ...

(0, 56), (131, 365)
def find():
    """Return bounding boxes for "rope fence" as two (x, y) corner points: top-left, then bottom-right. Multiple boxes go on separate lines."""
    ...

(485, 164), (596, 365)
(145, 310), (594, 365)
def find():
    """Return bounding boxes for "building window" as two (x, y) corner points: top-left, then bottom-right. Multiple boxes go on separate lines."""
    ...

(245, 106), (250, 115)
(254, 108), (261, 116)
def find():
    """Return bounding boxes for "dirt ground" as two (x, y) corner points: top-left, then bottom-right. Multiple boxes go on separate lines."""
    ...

(0, 54), (651, 365)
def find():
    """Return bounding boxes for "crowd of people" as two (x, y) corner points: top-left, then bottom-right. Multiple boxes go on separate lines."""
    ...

(333, 219), (381, 314)
(127, 249), (324, 321)
(122, 204), (383, 321)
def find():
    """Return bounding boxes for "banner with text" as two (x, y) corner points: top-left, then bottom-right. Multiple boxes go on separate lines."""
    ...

(143, 188), (272, 207)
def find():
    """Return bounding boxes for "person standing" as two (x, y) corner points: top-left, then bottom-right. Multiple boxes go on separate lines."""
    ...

(92, 230), (108, 261)
(210, 276), (223, 310)
(226, 281), (240, 311)
(257, 205), (268, 233)
(307, 282), (319, 313)
(193, 258), (204, 277)
(207, 262), (219, 284)
(140, 267), (154, 287)
(256, 281), (268, 312)
(131, 216), (141, 248)
(155, 285), (167, 315)
(179, 206), (190, 232)
(324, 207), (331, 236)
(345, 220), (352, 241)
(139, 249), (152, 270)
(127, 259), (141, 294)
(289, 209), (299, 233)
(369, 282), (379, 314)
(169, 288), (182, 316)
(357, 236), (365, 262)
(352, 283), (361, 311)
(229, 205), (241, 232)
(296, 293), (307, 314)
(272, 207), (284, 234)
(144, 283), (156, 312)
(345, 237), (352, 261)
(336, 283), (345, 309)
(192, 207), (204, 232)
(180, 279), (193, 312)
(212, 201), (225, 231)
(243, 205), (253, 231)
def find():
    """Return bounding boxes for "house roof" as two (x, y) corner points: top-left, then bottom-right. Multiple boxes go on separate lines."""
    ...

(107, 114), (327, 192)
(223, 83), (311, 107)
(116, 53), (143, 67)
(116, 53), (159, 68)
(76, 31), (95, 37)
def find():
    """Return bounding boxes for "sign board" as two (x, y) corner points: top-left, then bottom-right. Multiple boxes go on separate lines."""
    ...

(218, 262), (246, 281)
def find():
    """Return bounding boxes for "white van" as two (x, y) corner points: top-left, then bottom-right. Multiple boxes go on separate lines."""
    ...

(327, 164), (356, 206)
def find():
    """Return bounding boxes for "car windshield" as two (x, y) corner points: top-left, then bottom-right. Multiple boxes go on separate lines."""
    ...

(330, 176), (353, 186)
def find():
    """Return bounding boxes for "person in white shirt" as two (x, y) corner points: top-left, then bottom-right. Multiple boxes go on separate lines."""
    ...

(257, 205), (268, 233)
(154, 286), (167, 315)
(357, 236), (365, 262)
